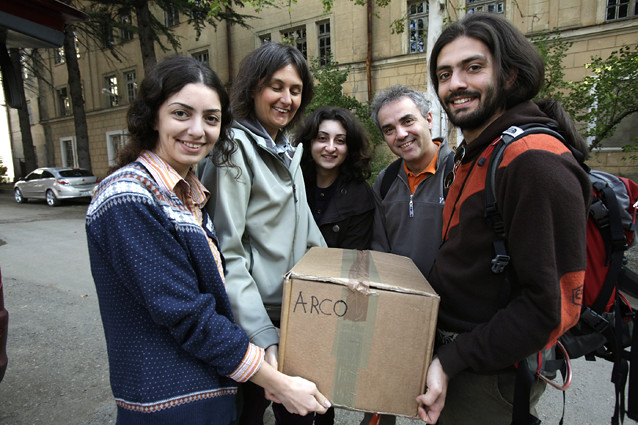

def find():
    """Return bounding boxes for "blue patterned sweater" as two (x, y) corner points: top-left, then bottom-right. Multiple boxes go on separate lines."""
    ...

(86, 162), (249, 425)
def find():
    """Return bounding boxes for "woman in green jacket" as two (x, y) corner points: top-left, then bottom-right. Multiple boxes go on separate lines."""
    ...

(197, 42), (325, 425)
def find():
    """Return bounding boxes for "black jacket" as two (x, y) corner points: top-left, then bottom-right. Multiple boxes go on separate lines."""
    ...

(307, 177), (375, 249)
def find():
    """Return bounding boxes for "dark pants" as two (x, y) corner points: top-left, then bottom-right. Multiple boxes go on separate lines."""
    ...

(438, 367), (546, 425)
(314, 407), (334, 425)
(238, 381), (316, 425)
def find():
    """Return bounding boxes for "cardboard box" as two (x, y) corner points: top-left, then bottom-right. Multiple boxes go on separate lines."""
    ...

(279, 247), (439, 418)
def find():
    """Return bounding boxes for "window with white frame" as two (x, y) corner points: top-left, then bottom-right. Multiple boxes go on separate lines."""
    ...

(466, 0), (504, 14)
(105, 75), (119, 107)
(606, 0), (637, 21)
(73, 31), (81, 59)
(165, 5), (179, 27)
(282, 27), (307, 58)
(120, 13), (134, 42)
(54, 48), (64, 65)
(56, 87), (70, 116)
(60, 137), (77, 167)
(106, 130), (129, 166)
(101, 21), (114, 48)
(317, 21), (331, 65)
(193, 50), (209, 67)
(125, 70), (137, 104)
(408, 1), (428, 54)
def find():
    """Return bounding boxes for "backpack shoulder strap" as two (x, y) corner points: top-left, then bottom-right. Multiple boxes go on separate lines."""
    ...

(380, 158), (402, 200)
(589, 173), (628, 313)
(485, 124), (568, 274)
(496, 124), (572, 425)
(440, 149), (456, 199)
(484, 124), (566, 273)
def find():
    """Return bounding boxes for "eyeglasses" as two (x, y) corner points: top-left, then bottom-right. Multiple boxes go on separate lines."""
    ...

(444, 143), (466, 190)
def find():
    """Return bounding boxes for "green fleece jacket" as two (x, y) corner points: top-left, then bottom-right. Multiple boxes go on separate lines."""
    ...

(198, 119), (326, 349)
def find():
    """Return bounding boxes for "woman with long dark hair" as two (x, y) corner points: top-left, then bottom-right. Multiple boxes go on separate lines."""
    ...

(296, 106), (375, 250)
(86, 55), (329, 425)
(197, 43), (326, 425)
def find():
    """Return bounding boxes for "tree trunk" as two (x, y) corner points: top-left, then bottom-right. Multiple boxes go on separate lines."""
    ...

(9, 48), (37, 175)
(366, 0), (372, 101)
(32, 49), (56, 166)
(135, 0), (157, 73)
(64, 25), (92, 172)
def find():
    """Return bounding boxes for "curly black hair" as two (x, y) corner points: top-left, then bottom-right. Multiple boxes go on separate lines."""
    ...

(112, 55), (234, 172)
(295, 106), (372, 184)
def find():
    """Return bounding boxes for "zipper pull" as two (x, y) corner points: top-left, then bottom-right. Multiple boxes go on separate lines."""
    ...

(409, 194), (414, 218)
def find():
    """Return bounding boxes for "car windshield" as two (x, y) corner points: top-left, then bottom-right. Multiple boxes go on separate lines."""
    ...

(58, 169), (93, 178)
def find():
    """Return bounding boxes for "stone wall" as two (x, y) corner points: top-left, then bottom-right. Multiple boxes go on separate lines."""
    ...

(587, 150), (638, 180)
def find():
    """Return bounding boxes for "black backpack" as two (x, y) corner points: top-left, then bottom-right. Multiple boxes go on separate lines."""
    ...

(484, 124), (638, 425)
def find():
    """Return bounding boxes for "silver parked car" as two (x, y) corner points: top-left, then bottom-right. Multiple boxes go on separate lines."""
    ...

(13, 167), (99, 207)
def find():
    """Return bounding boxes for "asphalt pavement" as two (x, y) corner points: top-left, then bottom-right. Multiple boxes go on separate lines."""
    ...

(0, 185), (633, 425)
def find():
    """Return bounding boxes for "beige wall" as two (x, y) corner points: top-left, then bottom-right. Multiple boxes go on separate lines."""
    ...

(7, 0), (638, 179)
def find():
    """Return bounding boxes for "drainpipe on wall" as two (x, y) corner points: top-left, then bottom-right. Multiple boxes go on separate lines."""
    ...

(226, 8), (233, 87)
(428, 0), (446, 140)
(366, 0), (373, 100)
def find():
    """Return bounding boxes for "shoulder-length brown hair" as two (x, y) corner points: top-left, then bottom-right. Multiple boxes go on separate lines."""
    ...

(231, 42), (314, 131)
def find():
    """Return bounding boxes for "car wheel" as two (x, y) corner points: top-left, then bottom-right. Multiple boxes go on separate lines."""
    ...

(46, 190), (60, 207)
(14, 188), (26, 204)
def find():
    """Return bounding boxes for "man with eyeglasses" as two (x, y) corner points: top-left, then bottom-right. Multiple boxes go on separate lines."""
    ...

(416, 13), (591, 425)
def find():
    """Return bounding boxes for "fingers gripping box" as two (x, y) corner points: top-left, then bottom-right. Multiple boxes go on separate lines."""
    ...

(279, 247), (439, 418)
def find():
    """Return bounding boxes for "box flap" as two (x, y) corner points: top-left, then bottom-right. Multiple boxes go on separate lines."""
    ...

(285, 247), (438, 297)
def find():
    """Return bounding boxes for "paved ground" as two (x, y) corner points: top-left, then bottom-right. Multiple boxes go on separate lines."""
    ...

(0, 185), (634, 424)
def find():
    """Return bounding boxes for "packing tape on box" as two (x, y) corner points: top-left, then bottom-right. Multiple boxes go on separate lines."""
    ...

(331, 250), (380, 405)
(341, 249), (376, 295)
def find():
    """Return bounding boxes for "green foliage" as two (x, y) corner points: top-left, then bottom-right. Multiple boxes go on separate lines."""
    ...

(531, 33), (638, 152)
(307, 58), (392, 182)
(621, 137), (638, 161)
(84, 0), (258, 56)
(563, 45), (638, 149)
(532, 30), (572, 102)
(320, 0), (391, 12)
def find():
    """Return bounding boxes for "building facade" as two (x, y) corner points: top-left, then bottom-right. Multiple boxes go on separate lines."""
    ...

(6, 0), (638, 179)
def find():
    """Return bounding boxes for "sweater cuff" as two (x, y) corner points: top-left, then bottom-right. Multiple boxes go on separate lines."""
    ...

(228, 343), (265, 383)
(437, 341), (467, 379)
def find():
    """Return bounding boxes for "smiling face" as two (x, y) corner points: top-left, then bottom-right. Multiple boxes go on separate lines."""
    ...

(153, 83), (222, 177)
(253, 64), (303, 140)
(434, 36), (505, 142)
(310, 119), (348, 180)
(377, 96), (436, 174)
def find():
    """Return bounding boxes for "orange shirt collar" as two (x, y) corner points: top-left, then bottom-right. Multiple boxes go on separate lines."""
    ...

(404, 141), (441, 194)
(137, 150), (210, 207)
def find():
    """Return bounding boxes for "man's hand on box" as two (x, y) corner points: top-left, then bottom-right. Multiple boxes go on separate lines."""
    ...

(416, 357), (448, 424)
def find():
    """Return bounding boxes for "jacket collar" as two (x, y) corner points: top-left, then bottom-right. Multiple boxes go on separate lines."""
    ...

(462, 101), (557, 163)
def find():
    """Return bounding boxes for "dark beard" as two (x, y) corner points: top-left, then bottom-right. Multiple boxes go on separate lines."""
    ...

(442, 85), (502, 131)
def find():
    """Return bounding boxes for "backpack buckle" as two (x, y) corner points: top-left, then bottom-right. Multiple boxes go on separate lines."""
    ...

(491, 254), (511, 273)
(579, 307), (610, 333)
(589, 199), (610, 228)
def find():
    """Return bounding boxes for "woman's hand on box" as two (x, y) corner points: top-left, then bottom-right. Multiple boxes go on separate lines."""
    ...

(251, 360), (331, 416)
(265, 344), (279, 369)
